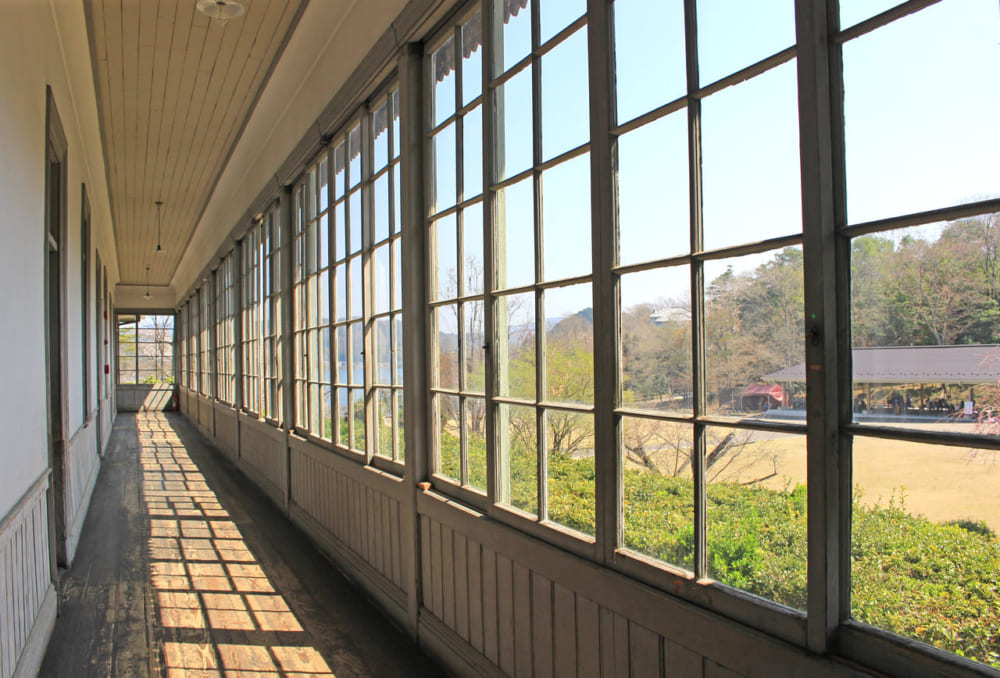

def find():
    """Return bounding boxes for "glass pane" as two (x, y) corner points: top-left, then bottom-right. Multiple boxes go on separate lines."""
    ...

(334, 263), (346, 321)
(497, 292), (535, 401)
(432, 36), (456, 126)
(433, 122), (457, 212)
(618, 111), (689, 266)
(336, 387), (348, 444)
(438, 393), (461, 480)
(696, 0), (795, 85)
(496, 67), (533, 181)
(394, 313), (404, 385)
(308, 328), (320, 382)
(349, 321), (363, 386)
(497, 177), (534, 290)
(462, 202), (484, 295)
(499, 403), (537, 516)
(622, 416), (694, 571)
(321, 383), (333, 440)
(499, 0), (532, 74)
(539, 0), (584, 45)
(334, 201), (346, 260)
(334, 142), (346, 199)
(349, 189), (362, 254)
(395, 391), (405, 461)
(461, 10), (483, 106)
(393, 164), (402, 235)
(318, 157), (329, 213)
(374, 244), (390, 315)
(435, 304), (459, 391)
(305, 219), (317, 275)
(465, 397), (487, 491)
(704, 247), (805, 419)
(351, 388), (366, 452)
(374, 173), (390, 242)
(392, 90), (401, 160)
(462, 105), (483, 200)
(840, 0), (904, 30)
(392, 240), (403, 311)
(335, 326), (348, 383)
(348, 124), (362, 188)
(621, 266), (692, 415)
(705, 426), (806, 610)
(434, 213), (458, 300)
(544, 284), (592, 405)
(318, 269), (328, 324)
(349, 257), (362, 320)
(542, 152), (590, 281)
(372, 100), (389, 172)
(374, 388), (393, 458)
(614, 0), (686, 125)
(463, 299), (486, 394)
(701, 61), (801, 251)
(318, 213), (329, 270)
(319, 326), (330, 388)
(850, 217), (1000, 426)
(547, 409), (594, 535)
(851, 434), (1000, 668)
(305, 168), (316, 220)
(374, 316), (391, 384)
(843, 2), (1000, 224)
(541, 26), (589, 161)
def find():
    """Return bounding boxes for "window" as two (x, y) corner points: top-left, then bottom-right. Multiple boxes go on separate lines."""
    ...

(367, 88), (404, 462)
(329, 124), (365, 452)
(293, 155), (333, 439)
(262, 203), (284, 422)
(187, 300), (198, 389)
(428, 8), (489, 495)
(611, 0), (806, 604)
(215, 253), (236, 404)
(243, 224), (262, 414)
(117, 314), (174, 384)
(177, 301), (186, 388)
(199, 284), (212, 395)
(430, 3), (598, 532)
(289, 87), (404, 462)
(424, 1), (1000, 673)
(837, 1), (1000, 668)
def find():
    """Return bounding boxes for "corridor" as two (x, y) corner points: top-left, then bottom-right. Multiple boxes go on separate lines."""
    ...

(38, 412), (443, 678)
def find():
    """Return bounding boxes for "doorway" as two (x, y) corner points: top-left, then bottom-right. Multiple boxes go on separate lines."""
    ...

(45, 88), (68, 569)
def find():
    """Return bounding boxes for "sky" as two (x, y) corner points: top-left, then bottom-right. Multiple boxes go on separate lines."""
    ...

(428, 0), (1000, 326)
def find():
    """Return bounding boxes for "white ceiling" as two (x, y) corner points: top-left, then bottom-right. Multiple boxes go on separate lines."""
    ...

(85, 0), (307, 286)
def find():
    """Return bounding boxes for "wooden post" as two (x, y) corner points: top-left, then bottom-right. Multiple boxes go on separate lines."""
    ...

(400, 41), (429, 638)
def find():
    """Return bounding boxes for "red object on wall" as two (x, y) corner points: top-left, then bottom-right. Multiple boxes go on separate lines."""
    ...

(104, 364), (110, 374)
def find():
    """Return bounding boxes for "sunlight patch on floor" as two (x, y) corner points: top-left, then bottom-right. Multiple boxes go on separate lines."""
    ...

(138, 413), (333, 677)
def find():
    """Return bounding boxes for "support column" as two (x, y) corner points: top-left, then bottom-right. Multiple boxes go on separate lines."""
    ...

(400, 41), (429, 638)
(280, 186), (296, 512)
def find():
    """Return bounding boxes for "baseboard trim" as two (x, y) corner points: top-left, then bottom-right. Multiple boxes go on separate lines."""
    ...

(12, 583), (57, 678)
(417, 610), (507, 678)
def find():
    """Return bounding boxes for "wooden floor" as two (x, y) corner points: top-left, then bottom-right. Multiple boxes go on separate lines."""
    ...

(39, 412), (445, 678)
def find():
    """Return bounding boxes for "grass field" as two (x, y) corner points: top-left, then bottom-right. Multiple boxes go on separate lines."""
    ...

(719, 428), (1000, 531)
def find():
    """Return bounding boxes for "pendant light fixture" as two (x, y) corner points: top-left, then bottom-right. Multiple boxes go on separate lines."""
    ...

(144, 265), (152, 300)
(196, 0), (246, 23)
(155, 200), (163, 252)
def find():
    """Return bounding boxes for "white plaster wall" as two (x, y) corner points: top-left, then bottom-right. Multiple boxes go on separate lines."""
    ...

(0, 0), (117, 517)
(171, 0), (408, 299)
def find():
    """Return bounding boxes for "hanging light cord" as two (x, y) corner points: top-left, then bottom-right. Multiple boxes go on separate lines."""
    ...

(155, 200), (163, 252)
